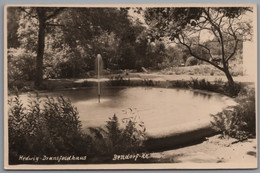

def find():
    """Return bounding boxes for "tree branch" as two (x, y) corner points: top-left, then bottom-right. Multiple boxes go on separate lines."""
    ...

(204, 8), (226, 68)
(211, 27), (221, 43)
(226, 39), (238, 62)
(19, 7), (37, 18)
(226, 22), (239, 62)
(46, 23), (65, 27)
(197, 44), (213, 60)
(177, 37), (224, 71)
(218, 14), (225, 27)
(46, 8), (65, 21)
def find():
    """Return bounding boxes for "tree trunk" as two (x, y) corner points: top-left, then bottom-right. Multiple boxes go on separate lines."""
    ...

(223, 66), (239, 96)
(35, 10), (46, 87)
(224, 68), (235, 87)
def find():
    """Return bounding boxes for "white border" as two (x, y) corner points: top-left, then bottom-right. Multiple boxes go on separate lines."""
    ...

(4, 3), (258, 170)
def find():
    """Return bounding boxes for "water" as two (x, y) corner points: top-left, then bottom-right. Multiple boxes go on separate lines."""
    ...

(95, 54), (103, 103)
(15, 87), (236, 135)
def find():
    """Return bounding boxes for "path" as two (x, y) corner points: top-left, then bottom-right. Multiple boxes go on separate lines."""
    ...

(149, 135), (257, 168)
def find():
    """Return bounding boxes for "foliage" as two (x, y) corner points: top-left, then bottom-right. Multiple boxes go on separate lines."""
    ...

(89, 112), (147, 156)
(185, 56), (199, 66)
(161, 64), (243, 76)
(170, 80), (190, 88)
(190, 78), (216, 91)
(169, 78), (241, 97)
(8, 93), (148, 164)
(142, 79), (155, 86)
(145, 7), (253, 91)
(107, 75), (156, 87)
(162, 44), (189, 68)
(7, 7), (21, 48)
(16, 11), (39, 52)
(61, 8), (147, 71)
(107, 75), (132, 86)
(8, 48), (36, 82)
(211, 88), (255, 140)
(223, 82), (241, 97)
(8, 7), (172, 85)
(137, 40), (166, 70)
(8, 95), (91, 164)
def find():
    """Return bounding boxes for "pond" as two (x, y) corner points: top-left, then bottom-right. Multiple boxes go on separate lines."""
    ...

(16, 87), (236, 137)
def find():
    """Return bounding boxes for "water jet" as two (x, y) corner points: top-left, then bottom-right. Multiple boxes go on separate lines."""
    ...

(96, 54), (103, 103)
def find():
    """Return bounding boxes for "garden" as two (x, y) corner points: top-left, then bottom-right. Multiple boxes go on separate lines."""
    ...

(6, 6), (256, 165)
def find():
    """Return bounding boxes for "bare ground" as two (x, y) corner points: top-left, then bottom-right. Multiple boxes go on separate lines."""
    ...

(149, 134), (257, 166)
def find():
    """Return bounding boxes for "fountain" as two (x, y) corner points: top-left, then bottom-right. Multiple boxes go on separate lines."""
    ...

(95, 54), (103, 103)
(15, 58), (237, 150)
(16, 86), (236, 150)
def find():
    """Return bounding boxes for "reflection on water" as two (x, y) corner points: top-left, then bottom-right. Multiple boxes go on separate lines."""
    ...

(192, 90), (212, 100)
(15, 87), (235, 132)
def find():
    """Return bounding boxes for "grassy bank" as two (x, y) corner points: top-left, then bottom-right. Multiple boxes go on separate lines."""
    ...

(161, 64), (243, 77)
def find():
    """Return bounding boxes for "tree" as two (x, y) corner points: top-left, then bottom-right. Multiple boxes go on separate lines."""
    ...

(60, 8), (146, 71)
(11, 7), (142, 82)
(165, 44), (190, 66)
(7, 8), (21, 48)
(18, 7), (65, 87)
(145, 7), (253, 95)
(35, 8), (65, 87)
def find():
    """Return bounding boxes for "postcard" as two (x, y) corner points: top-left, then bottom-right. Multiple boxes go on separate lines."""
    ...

(4, 4), (257, 170)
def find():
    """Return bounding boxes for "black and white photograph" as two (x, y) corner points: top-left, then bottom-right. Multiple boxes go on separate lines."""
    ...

(4, 4), (257, 169)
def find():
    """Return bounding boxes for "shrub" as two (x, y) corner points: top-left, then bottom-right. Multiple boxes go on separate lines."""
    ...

(41, 96), (84, 154)
(170, 78), (218, 92)
(185, 56), (198, 66)
(223, 82), (241, 97)
(169, 78), (241, 97)
(8, 48), (36, 91)
(142, 79), (155, 86)
(190, 78), (216, 91)
(8, 95), (147, 164)
(89, 111), (147, 156)
(8, 95), (91, 164)
(211, 88), (256, 141)
(107, 75), (131, 86)
(170, 80), (189, 88)
(8, 48), (36, 82)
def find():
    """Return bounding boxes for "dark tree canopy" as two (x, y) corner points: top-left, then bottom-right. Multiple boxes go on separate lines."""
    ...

(7, 8), (21, 48)
(8, 7), (167, 85)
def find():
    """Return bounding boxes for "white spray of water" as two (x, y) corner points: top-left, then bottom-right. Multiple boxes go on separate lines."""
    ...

(96, 54), (103, 103)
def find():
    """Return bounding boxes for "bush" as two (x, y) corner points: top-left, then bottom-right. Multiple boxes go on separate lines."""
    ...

(211, 88), (256, 141)
(169, 78), (241, 97)
(190, 78), (216, 91)
(142, 79), (155, 86)
(8, 95), (91, 164)
(223, 82), (241, 97)
(8, 48), (36, 82)
(170, 80), (189, 88)
(89, 112), (147, 156)
(107, 75), (131, 86)
(8, 95), (147, 164)
(185, 56), (198, 66)
(8, 48), (36, 91)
